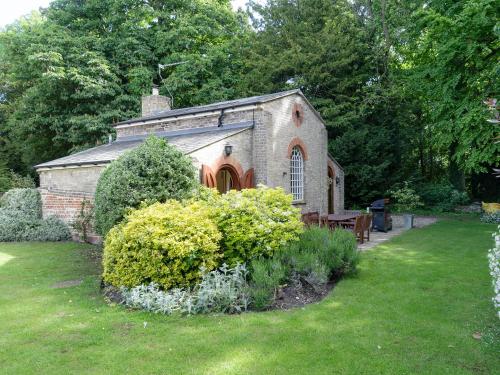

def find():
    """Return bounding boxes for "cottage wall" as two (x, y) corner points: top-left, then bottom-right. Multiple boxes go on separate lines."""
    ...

(261, 96), (332, 214)
(189, 129), (253, 174)
(38, 165), (106, 194)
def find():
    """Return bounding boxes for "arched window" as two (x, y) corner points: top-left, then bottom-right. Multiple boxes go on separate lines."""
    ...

(290, 146), (304, 201)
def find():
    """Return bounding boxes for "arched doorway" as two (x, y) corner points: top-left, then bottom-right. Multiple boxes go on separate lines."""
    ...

(328, 166), (335, 214)
(215, 165), (241, 194)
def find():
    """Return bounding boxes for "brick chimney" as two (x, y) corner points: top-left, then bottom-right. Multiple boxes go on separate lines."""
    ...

(141, 85), (171, 116)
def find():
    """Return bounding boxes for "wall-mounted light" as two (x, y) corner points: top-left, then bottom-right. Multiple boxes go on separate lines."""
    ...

(224, 144), (233, 157)
(335, 176), (341, 186)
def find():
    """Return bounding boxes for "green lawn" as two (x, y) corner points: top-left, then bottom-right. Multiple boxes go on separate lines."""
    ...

(0, 219), (498, 374)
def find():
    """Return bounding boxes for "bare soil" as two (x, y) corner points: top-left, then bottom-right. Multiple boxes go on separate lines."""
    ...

(271, 277), (335, 310)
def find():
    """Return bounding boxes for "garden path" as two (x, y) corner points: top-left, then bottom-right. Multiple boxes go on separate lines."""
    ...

(358, 215), (437, 251)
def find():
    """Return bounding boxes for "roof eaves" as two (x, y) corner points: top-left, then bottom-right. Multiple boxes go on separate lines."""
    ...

(36, 160), (112, 170)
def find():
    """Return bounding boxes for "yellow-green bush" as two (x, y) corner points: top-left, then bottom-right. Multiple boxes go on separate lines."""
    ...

(201, 186), (304, 265)
(103, 200), (222, 289)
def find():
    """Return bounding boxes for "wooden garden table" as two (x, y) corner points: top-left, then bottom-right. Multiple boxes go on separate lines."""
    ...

(326, 214), (359, 229)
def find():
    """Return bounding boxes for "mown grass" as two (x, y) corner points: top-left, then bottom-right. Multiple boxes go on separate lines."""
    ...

(0, 219), (498, 374)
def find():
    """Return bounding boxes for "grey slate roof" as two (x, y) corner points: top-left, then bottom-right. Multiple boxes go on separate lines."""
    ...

(35, 124), (252, 169)
(115, 89), (301, 126)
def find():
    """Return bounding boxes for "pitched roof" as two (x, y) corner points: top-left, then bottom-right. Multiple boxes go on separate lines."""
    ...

(35, 123), (252, 169)
(114, 89), (301, 126)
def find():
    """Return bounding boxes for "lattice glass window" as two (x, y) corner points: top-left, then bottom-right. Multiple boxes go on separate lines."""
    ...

(290, 146), (304, 201)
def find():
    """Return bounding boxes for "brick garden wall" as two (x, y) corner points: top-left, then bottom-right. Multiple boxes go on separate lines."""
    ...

(39, 188), (101, 244)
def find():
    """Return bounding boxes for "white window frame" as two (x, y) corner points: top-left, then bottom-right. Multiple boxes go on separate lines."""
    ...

(290, 146), (304, 201)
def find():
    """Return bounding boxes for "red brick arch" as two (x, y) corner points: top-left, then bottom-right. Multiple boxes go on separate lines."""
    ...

(287, 137), (309, 160)
(200, 155), (255, 190)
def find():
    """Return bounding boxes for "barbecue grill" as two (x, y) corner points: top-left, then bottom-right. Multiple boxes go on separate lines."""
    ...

(369, 198), (392, 232)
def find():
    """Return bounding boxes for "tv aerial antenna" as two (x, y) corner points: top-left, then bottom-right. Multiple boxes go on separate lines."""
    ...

(158, 61), (189, 108)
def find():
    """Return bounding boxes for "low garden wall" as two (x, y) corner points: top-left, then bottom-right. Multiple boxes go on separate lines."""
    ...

(39, 188), (100, 243)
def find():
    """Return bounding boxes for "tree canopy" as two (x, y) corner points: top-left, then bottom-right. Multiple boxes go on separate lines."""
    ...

(0, 0), (498, 204)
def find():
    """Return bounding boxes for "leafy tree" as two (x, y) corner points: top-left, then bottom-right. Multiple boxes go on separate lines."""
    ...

(245, 0), (419, 205)
(403, 0), (500, 188)
(94, 136), (197, 236)
(0, 0), (248, 171)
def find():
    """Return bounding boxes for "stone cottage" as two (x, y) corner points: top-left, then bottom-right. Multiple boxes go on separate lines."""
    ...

(35, 88), (344, 240)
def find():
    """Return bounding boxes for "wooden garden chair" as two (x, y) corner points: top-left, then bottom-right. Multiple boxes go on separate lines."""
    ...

(320, 215), (327, 228)
(362, 214), (372, 242)
(301, 211), (320, 227)
(341, 215), (364, 243)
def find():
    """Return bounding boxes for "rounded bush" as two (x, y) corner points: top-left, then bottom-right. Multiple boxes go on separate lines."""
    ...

(94, 136), (197, 236)
(0, 188), (42, 220)
(0, 188), (71, 242)
(103, 200), (222, 289)
(209, 186), (304, 265)
(417, 182), (469, 212)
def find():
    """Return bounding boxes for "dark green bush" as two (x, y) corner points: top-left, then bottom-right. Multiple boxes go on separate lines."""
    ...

(0, 188), (71, 242)
(94, 136), (197, 236)
(417, 182), (469, 212)
(0, 162), (11, 193)
(0, 165), (36, 194)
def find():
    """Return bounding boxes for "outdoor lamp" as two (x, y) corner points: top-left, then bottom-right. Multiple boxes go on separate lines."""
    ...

(335, 176), (341, 186)
(224, 144), (233, 157)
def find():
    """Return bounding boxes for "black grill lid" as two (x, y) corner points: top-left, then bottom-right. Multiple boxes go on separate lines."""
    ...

(371, 198), (389, 208)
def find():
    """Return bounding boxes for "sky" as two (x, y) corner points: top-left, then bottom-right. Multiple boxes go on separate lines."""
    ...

(0, 0), (251, 28)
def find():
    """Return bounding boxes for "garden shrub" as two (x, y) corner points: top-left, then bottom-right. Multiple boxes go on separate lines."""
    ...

(389, 182), (423, 212)
(0, 166), (36, 194)
(103, 200), (222, 289)
(121, 264), (250, 315)
(417, 182), (469, 212)
(206, 186), (303, 265)
(0, 188), (71, 242)
(283, 226), (358, 288)
(488, 226), (500, 319)
(250, 257), (289, 310)
(0, 188), (42, 220)
(8, 171), (36, 190)
(94, 136), (197, 236)
(23, 216), (72, 241)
